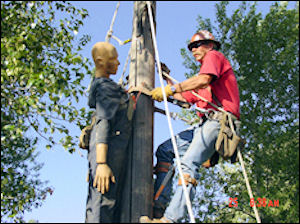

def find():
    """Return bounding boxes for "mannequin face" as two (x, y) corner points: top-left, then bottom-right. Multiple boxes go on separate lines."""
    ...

(106, 48), (120, 75)
(92, 42), (120, 77)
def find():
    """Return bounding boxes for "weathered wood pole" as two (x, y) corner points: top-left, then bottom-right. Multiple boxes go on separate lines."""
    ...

(120, 1), (156, 222)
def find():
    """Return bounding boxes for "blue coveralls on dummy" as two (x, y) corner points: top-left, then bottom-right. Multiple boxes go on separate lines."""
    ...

(85, 77), (133, 223)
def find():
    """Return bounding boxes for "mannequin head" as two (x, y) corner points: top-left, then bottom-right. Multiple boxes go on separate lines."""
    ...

(92, 42), (120, 78)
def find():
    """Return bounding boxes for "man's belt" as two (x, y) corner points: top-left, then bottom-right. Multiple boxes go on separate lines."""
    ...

(207, 110), (238, 121)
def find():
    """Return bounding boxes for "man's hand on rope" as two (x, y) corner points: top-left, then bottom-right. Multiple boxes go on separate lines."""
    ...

(160, 62), (171, 80)
(151, 84), (174, 102)
(93, 163), (116, 194)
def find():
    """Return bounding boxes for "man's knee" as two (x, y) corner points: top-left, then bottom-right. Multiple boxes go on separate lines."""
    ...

(155, 143), (174, 162)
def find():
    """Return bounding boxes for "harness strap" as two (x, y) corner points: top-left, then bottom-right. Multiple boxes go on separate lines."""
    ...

(154, 161), (172, 174)
(178, 173), (197, 187)
(211, 90), (222, 108)
(127, 85), (150, 110)
(154, 164), (175, 201)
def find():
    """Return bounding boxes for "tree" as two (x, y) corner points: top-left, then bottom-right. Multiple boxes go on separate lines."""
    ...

(180, 1), (299, 222)
(1, 1), (93, 222)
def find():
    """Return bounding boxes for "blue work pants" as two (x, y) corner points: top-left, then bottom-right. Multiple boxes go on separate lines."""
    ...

(154, 118), (220, 222)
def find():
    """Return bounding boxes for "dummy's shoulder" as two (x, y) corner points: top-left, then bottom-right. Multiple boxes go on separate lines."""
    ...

(88, 78), (117, 108)
(93, 77), (116, 88)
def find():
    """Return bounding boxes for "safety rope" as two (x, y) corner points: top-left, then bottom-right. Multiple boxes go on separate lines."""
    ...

(146, 2), (196, 223)
(237, 150), (261, 223)
(105, 1), (120, 42)
(118, 45), (131, 87)
(105, 1), (132, 46)
(86, 1), (131, 94)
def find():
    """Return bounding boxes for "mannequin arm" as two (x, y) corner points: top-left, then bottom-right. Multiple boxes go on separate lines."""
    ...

(93, 143), (116, 194)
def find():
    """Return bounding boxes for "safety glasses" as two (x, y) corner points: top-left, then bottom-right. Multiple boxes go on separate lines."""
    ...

(187, 40), (208, 51)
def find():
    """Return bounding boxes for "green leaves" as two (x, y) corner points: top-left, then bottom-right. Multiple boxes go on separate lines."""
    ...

(1, 1), (92, 222)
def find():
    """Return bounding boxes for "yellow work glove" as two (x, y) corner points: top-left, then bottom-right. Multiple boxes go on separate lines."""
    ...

(151, 85), (174, 102)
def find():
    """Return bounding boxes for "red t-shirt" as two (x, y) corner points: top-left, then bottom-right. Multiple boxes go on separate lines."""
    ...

(182, 50), (240, 119)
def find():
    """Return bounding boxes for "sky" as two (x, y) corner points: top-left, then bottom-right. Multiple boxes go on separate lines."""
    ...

(21, 1), (294, 223)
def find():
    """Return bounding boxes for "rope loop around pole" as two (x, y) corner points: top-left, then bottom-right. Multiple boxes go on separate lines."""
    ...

(105, 1), (120, 43)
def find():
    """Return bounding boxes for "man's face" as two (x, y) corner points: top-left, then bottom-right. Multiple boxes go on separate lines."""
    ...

(106, 48), (120, 75)
(191, 42), (212, 62)
(189, 33), (214, 62)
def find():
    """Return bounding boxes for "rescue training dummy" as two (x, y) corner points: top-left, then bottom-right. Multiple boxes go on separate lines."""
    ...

(84, 42), (133, 223)
(140, 30), (241, 223)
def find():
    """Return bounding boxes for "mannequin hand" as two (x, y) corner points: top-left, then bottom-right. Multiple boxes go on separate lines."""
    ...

(93, 164), (116, 194)
(151, 85), (173, 102)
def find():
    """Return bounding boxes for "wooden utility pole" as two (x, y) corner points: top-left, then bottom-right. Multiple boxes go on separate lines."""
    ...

(120, 1), (156, 223)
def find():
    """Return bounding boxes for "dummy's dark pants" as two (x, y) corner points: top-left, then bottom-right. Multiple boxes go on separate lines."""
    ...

(85, 107), (132, 223)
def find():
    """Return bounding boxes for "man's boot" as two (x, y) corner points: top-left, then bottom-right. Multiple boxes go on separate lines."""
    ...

(139, 216), (172, 223)
(153, 200), (166, 218)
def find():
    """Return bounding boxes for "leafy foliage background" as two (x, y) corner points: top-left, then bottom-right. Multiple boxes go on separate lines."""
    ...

(1, 1), (93, 222)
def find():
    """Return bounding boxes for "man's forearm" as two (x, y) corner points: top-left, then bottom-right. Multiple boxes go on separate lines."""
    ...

(165, 78), (187, 102)
(173, 74), (212, 93)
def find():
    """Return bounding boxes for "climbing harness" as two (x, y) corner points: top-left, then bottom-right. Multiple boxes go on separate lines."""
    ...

(154, 165), (175, 200)
(146, 2), (196, 222)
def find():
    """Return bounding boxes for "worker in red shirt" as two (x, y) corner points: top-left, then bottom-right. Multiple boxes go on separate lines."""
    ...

(140, 30), (240, 223)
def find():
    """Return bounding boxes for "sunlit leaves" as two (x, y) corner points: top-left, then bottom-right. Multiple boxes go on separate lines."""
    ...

(1, 1), (92, 222)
